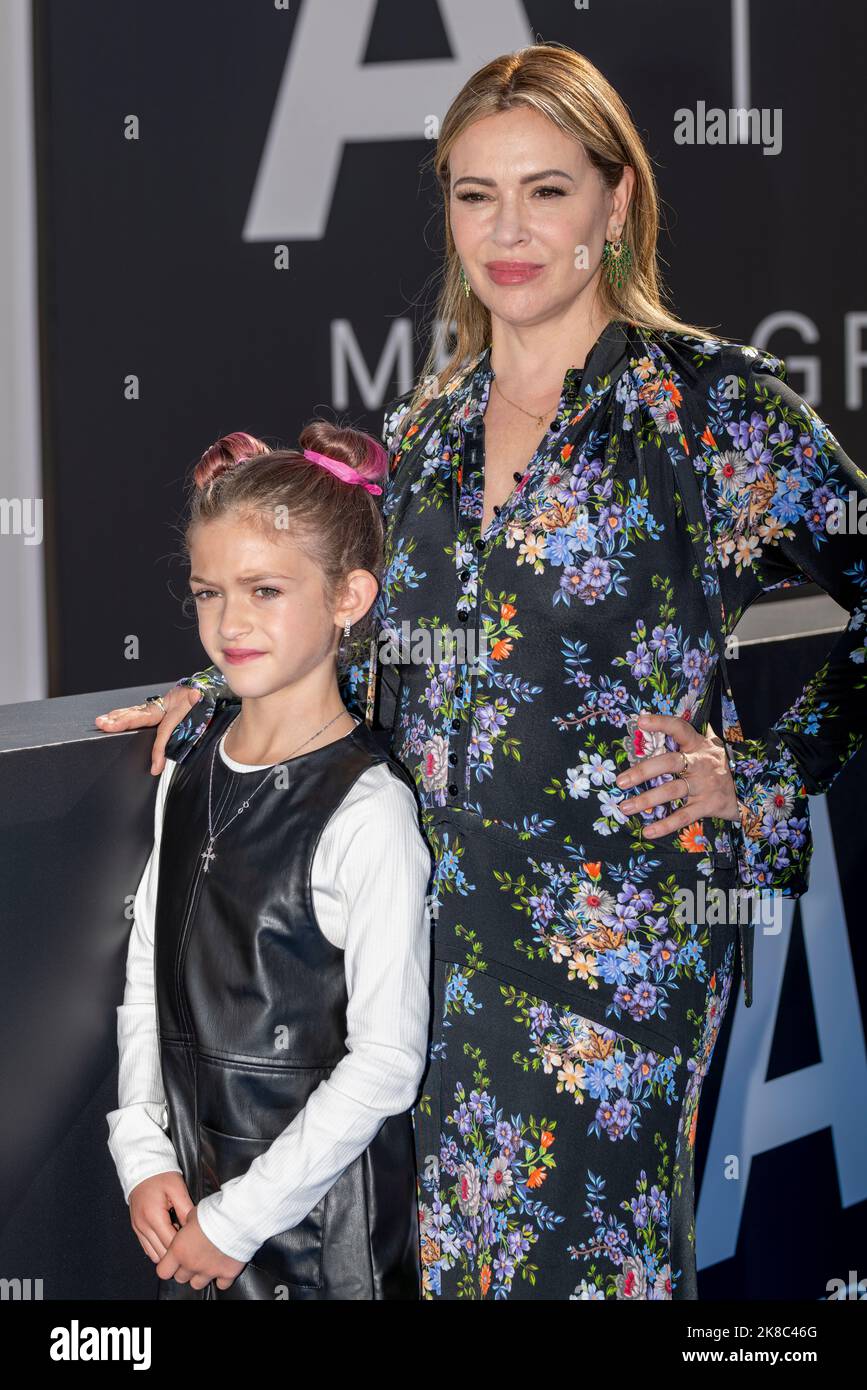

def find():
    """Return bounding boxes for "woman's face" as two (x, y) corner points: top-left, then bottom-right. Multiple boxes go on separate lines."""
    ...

(448, 105), (631, 330)
(187, 515), (355, 700)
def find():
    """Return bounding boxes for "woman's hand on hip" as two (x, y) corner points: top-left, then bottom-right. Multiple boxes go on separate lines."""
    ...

(615, 712), (740, 837)
(94, 686), (203, 775)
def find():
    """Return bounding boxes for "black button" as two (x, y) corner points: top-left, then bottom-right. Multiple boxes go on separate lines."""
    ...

(474, 537), (486, 551)
(448, 782), (458, 797)
(493, 505), (501, 516)
(456, 609), (468, 623)
(448, 751), (457, 766)
(549, 418), (559, 429)
(458, 569), (468, 582)
(512, 470), (522, 482)
(451, 718), (461, 731)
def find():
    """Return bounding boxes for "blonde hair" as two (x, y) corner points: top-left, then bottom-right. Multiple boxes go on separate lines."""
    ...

(405, 42), (735, 424)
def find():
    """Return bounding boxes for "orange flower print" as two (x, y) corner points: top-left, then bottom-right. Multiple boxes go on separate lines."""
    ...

(500, 601), (517, 622)
(491, 637), (513, 661)
(527, 1167), (547, 1189)
(540, 1130), (555, 1150)
(420, 1237), (440, 1268)
(480, 1263), (492, 1297)
(678, 821), (706, 853)
(687, 1106), (699, 1149)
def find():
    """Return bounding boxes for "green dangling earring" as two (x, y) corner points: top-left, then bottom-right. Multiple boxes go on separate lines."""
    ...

(602, 229), (632, 290)
(459, 265), (471, 298)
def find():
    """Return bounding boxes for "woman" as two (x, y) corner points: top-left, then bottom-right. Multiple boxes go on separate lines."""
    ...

(98, 44), (867, 1300)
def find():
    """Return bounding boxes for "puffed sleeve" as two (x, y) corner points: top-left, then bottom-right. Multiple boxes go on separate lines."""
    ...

(710, 350), (867, 896)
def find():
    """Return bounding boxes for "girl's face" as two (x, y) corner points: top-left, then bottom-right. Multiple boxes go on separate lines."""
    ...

(448, 105), (631, 329)
(187, 515), (347, 698)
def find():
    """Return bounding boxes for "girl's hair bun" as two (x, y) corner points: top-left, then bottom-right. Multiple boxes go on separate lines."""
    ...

(192, 431), (270, 491)
(296, 420), (388, 490)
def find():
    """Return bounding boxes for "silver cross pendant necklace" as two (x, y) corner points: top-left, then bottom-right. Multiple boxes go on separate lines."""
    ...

(200, 707), (351, 872)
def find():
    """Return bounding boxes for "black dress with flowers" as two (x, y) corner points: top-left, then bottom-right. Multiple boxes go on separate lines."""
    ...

(166, 319), (867, 1299)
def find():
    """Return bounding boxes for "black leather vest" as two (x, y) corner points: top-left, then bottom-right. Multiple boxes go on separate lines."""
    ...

(154, 702), (423, 1300)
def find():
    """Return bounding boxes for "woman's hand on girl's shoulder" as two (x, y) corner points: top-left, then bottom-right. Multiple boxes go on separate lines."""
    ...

(95, 686), (203, 775)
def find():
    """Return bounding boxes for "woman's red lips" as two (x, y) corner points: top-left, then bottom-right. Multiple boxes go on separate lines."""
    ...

(485, 261), (545, 284)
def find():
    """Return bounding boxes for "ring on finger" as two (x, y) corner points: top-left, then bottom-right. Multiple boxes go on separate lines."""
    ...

(679, 775), (692, 804)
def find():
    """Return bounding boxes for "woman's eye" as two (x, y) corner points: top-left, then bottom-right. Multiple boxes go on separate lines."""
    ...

(255, 586), (281, 599)
(455, 186), (566, 202)
(191, 589), (215, 601)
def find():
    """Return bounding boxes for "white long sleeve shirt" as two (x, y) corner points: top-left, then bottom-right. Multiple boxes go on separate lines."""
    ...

(106, 716), (432, 1264)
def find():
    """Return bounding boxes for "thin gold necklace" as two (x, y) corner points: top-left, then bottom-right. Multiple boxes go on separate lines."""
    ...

(492, 375), (562, 428)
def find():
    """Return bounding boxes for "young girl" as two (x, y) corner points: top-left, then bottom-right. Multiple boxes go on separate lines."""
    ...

(105, 425), (433, 1300)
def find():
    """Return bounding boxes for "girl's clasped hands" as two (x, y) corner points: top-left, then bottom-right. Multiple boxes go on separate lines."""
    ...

(129, 1172), (247, 1292)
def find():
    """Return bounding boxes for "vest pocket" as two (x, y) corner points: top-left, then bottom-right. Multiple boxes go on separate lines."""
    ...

(198, 1122), (325, 1291)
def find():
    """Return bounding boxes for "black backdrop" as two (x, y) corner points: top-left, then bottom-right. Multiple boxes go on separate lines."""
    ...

(34, 0), (865, 696)
(28, 0), (867, 1299)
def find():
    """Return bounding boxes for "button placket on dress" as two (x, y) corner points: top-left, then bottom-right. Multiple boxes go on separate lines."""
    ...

(450, 364), (585, 808)
(451, 409), (487, 802)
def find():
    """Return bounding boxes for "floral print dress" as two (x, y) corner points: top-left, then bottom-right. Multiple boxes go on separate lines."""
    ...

(165, 318), (867, 1300)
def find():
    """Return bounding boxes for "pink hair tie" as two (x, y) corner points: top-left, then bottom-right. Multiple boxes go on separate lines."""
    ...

(302, 448), (382, 495)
